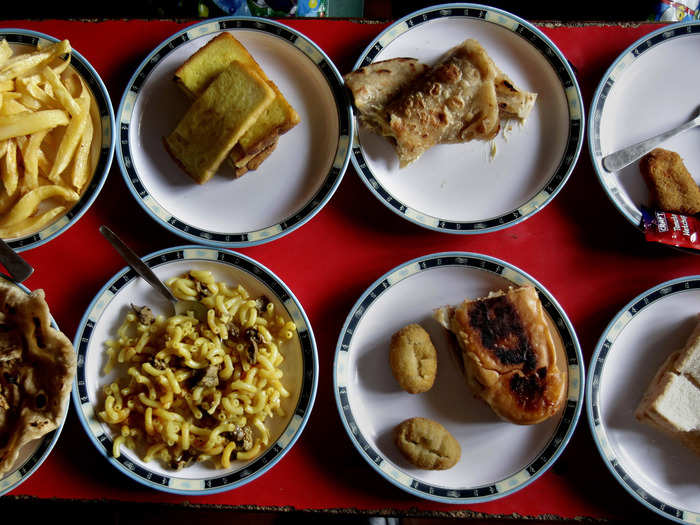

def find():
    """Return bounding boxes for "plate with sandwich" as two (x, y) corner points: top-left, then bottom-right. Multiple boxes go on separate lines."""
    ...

(587, 276), (700, 523)
(344, 4), (584, 234)
(334, 252), (583, 503)
(117, 17), (351, 247)
(589, 21), (700, 231)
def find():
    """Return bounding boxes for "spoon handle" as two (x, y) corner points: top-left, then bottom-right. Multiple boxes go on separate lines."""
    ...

(602, 116), (700, 172)
(0, 238), (33, 282)
(99, 225), (177, 303)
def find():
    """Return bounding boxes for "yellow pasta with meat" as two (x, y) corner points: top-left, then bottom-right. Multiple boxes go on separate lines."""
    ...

(98, 270), (295, 470)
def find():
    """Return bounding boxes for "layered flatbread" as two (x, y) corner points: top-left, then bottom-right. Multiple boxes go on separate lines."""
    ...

(0, 281), (76, 475)
(344, 39), (538, 167)
(434, 285), (566, 425)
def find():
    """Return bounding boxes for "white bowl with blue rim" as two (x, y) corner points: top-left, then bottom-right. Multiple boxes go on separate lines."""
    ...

(0, 276), (73, 496)
(0, 29), (115, 253)
(348, 4), (584, 234)
(589, 21), (700, 231)
(71, 245), (317, 494)
(587, 276), (700, 523)
(116, 17), (352, 248)
(334, 251), (583, 503)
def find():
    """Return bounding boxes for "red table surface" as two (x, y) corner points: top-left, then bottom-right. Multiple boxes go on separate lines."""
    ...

(1, 17), (697, 520)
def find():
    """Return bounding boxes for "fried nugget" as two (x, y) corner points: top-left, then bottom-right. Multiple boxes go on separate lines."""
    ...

(640, 148), (700, 215)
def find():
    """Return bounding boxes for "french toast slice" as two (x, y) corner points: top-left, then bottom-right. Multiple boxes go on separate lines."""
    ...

(165, 61), (275, 184)
(434, 285), (567, 425)
(175, 32), (300, 162)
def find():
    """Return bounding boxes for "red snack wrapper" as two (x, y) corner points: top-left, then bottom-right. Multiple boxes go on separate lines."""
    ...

(641, 207), (700, 252)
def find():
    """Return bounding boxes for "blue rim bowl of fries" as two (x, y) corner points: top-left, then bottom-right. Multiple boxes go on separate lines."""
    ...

(71, 245), (318, 494)
(0, 29), (115, 252)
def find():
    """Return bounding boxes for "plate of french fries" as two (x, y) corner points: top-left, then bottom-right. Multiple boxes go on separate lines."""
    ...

(0, 30), (114, 251)
(116, 17), (352, 248)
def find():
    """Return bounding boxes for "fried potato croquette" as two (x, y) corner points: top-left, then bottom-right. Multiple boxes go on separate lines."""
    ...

(389, 323), (437, 394)
(640, 148), (700, 215)
(394, 417), (461, 470)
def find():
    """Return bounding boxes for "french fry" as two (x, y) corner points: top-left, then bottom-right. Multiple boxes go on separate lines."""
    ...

(47, 81), (90, 182)
(0, 109), (69, 140)
(21, 130), (46, 192)
(42, 65), (80, 117)
(0, 39), (96, 239)
(0, 205), (65, 238)
(0, 184), (78, 227)
(0, 39), (70, 82)
(1, 139), (18, 196)
(71, 111), (93, 191)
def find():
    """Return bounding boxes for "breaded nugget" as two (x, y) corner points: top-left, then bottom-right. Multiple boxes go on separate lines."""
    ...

(394, 417), (461, 470)
(640, 148), (700, 215)
(389, 323), (437, 394)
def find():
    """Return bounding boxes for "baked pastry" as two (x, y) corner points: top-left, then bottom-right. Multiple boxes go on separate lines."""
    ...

(433, 285), (567, 425)
(0, 281), (76, 475)
(165, 61), (275, 184)
(640, 148), (700, 215)
(389, 323), (437, 394)
(394, 417), (460, 470)
(635, 315), (700, 454)
(175, 32), (300, 173)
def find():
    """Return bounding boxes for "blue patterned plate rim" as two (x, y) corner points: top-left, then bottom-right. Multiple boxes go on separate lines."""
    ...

(348, 3), (584, 235)
(333, 251), (584, 503)
(71, 245), (318, 495)
(116, 17), (352, 249)
(586, 275), (700, 524)
(0, 28), (115, 253)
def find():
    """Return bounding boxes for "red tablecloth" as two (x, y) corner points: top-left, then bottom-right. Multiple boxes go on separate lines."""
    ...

(2, 17), (696, 521)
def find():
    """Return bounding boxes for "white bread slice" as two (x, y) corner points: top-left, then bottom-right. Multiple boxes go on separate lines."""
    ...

(635, 315), (700, 454)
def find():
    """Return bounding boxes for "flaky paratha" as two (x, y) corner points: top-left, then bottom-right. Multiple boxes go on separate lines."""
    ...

(344, 39), (538, 167)
(0, 281), (76, 476)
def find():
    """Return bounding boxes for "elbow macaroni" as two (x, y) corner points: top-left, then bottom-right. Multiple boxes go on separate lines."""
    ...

(97, 271), (295, 469)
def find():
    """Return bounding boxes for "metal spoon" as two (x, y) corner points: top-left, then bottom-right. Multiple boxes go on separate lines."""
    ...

(602, 106), (700, 172)
(99, 225), (208, 321)
(0, 238), (33, 282)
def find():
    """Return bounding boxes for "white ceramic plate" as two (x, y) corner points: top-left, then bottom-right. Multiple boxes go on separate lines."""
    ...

(349, 4), (583, 234)
(0, 29), (115, 253)
(589, 22), (700, 229)
(0, 276), (71, 496)
(71, 246), (318, 494)
(117, 17), (352, 248)
(334, 252), (583, 503)
(587, 276), (700, 523)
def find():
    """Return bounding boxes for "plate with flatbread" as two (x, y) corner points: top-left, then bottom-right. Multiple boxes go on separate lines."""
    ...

(589, 21), (700, 231)
(117, 17), (352, 248)
(334, 252), (583, 503)
(587, 276), (700, 524)
(72, 246), (317, 494)
(0, 277), (76, 496)
(346, 4), (583, 234)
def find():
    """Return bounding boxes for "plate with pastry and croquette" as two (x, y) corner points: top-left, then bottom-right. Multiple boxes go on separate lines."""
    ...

(116, 17), (352, 248)
(333, 251), (584, 503)
(589, 21), (700, 239)
(345, 4), (584, 235)
(587, 276), (700, 524)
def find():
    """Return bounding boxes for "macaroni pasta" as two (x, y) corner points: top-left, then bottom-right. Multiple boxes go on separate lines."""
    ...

(98, 270), (294, 470)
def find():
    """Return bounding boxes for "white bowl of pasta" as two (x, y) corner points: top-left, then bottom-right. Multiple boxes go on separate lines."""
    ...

(71, 245), (317, 494)
(0, 29), (115, 252)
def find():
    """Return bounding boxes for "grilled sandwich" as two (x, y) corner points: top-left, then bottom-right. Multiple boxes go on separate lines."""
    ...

(434, 285), (567, 425)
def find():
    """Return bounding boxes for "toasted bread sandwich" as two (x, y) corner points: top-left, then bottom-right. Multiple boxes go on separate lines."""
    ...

(175, 32), (300, 169)
(165, 61), (275, 184)
(434, 285), (567, 425)
(636, 315), (700, 454)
